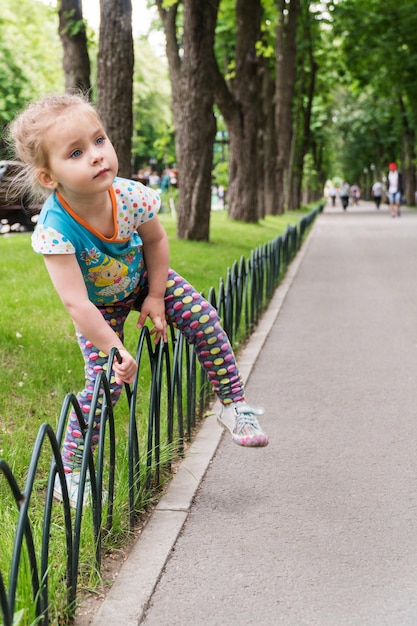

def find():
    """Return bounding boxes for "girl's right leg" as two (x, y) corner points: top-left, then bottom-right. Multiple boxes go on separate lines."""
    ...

(61, 301), (132, 471)
(60, 332), (124, 472)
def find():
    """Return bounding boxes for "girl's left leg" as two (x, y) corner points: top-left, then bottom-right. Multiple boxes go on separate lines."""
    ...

(162, 269), (244, 404)
(160, 269), (268, 447)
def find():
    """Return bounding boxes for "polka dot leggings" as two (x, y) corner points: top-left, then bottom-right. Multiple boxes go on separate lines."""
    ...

(62, 269), (245, 471)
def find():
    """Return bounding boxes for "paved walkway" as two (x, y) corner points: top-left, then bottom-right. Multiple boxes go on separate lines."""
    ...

(77, 200), (417, 625)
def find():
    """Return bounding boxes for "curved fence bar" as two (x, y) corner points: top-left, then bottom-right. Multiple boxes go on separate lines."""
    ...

(128, 326), (154, 519)
(145, 338), (167, 491)
(0, 570), (9, 626)
(0, 203), (323, 624)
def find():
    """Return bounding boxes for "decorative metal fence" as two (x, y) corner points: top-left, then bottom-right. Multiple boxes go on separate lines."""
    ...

(0, 204), (322, 625)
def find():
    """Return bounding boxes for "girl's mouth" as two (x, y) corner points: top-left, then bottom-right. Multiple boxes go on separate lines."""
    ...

(94, 168), (109, 179)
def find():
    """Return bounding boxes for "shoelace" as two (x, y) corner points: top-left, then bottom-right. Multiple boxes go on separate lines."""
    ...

(235, 414), (258, 430)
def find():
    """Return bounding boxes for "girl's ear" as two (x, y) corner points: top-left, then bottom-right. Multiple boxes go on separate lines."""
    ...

(37, 168), (58, 190)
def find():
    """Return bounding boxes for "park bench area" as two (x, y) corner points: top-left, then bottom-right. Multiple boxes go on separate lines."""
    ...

(0, 160), (40, 234)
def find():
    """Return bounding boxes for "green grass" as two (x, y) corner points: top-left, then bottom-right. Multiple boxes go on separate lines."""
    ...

(160, 210), (307, 295)
(0, 207), (311, 623)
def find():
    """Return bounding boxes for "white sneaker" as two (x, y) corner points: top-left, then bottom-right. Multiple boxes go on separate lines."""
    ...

(218, 403), (269, 447)
(53, 471), (92, 508)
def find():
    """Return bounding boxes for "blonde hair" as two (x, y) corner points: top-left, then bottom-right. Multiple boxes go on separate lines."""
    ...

(7, 92), (103, 200)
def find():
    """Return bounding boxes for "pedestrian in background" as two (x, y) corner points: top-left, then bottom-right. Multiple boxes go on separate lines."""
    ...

(339, 181), (350, 211)
(387, 162), (403, 217)
(350, 182), (360, 206)
(329, 182), (337, 207)
(371, 179), (384, 210)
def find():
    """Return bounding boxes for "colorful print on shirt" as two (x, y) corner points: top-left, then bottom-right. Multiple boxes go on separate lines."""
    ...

(31, 177), (161, 305)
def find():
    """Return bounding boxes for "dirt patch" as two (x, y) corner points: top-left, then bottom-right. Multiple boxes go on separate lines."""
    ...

(74, 506), (155, 625)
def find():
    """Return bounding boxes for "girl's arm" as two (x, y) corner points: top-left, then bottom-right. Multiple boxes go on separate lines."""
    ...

(137, 216), (170, 344)
(43, 254), (137, 384)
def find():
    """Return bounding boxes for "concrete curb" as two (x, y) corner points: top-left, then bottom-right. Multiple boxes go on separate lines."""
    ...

(76, 225), (316, 626)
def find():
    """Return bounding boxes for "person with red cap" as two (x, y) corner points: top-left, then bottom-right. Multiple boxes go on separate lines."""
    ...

(387, 162), (403, 217)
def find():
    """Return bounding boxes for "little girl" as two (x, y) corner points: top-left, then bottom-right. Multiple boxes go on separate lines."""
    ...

(9, 93), (268, 506)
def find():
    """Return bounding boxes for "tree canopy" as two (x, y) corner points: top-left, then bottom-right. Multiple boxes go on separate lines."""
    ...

(1, 0), (417, 238)
(0, 0), (64, 130)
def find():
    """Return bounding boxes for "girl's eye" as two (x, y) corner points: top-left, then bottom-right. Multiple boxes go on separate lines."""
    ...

(96, 136), (105, 145)
(70, 149), (82, 158)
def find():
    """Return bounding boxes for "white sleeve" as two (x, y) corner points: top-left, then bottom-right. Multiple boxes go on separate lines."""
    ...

(31, 225), (75, 255)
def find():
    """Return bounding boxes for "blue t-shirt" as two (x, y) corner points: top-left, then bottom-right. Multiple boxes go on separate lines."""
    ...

(31, 177), (160, 305)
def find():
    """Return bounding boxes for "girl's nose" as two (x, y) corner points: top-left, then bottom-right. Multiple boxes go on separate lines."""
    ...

(91, 149), (103, 163)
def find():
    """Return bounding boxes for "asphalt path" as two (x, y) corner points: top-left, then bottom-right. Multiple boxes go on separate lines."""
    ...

(78, 199), (417, 625)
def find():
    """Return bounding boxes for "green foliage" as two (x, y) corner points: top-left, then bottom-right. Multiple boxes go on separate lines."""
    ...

(1, 0), (64, 97)
(212, 161), (229, 188)
(0, 0), (174, 170)
(215, 0), (277, 79)
(132, 36), (175, 171)
(0, 47), (30, 130)
(0, 0), (64, 155)
(330, 0), (417, 181)
(215, 0), (237, 74)
(61, 10), (87, 38)
(162, 0), (179, 8)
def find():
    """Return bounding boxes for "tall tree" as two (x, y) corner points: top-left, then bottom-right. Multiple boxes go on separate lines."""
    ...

(58, 0), (91, 92)
(287, 2), (318, 210)
(332, 0), (417, 203)
(256, 1), (279, 217)
(132, 37), (174, 172)
(259, 58), (277, 217)
(1, 0), (64, 156)
(213, 0), (263, 222)
(97, 0), (134, 178)
(156, 0), (219, 241)
(275, 0), (300, 214)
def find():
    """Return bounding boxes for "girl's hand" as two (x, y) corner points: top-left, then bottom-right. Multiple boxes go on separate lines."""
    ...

(113, 347), (138, 384)
(136, 295), (168, 344)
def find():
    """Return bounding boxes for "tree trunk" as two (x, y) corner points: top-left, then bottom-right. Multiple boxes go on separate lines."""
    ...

(58, 0), (90, 92)
(261, 64), (277, 216)
(288, 24), (317, 210)
(214, 0), (263, 223)
(157, 0), (219, 241)
(275, 0), (299, 214)
(227, 108), (260, 222)
(97, 0), (134, 178)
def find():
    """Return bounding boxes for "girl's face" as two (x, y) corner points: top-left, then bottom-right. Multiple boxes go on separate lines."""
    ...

(40, 107), (118, 199)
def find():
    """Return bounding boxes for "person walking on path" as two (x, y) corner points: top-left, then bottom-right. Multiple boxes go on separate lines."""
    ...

(387, 162), (403, 217)
(339, 181), (350, 210)
(350, 182), (361, 206)
(328, 182), (337, 207)
(372, 179), (384, 210)
(8, 93), (268, 507)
